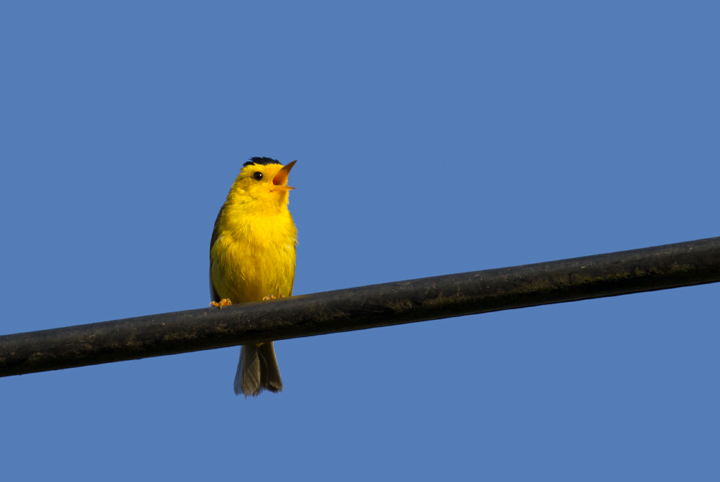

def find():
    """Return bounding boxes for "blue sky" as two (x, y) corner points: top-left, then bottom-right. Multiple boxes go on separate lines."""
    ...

(1, 2), (719, 480)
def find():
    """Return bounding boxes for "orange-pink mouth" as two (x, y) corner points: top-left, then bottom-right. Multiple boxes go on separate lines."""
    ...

(272, 160), (297, 191)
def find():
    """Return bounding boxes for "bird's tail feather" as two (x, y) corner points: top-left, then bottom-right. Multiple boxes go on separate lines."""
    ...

(234, 342), (283, 397)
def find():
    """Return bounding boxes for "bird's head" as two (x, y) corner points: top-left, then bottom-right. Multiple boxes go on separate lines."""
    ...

(229, 157), (297, 209)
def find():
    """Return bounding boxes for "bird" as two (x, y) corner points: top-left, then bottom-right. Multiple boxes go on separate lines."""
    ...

(209, 157), (297, 397)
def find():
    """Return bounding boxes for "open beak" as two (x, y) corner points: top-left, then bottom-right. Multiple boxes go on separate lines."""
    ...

(272, 160), (297, 191)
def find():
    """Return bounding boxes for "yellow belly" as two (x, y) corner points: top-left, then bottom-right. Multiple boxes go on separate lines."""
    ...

(210, 210), (296, 303)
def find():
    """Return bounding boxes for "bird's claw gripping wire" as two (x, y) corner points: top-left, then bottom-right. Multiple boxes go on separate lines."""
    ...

(210, 298), (232, 308)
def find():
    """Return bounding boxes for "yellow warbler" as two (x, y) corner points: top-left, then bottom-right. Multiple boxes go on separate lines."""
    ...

(209, 157), (297, 397)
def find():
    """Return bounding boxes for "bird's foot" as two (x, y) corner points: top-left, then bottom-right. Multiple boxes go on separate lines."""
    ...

(210, 298), (232, 308)
(262, 294), (285, 301)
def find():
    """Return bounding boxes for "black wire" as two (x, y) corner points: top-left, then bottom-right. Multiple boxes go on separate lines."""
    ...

(2, 236), (719, 377)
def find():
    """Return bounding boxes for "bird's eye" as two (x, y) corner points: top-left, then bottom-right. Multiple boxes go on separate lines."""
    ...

(252, 172), (263, 181)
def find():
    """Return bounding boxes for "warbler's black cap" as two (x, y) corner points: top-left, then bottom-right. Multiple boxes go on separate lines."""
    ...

(244, 157), (281, 167)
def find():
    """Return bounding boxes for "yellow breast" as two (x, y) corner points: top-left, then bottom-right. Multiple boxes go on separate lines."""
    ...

(210, 204), (297, 303)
